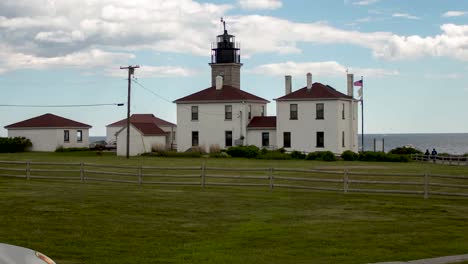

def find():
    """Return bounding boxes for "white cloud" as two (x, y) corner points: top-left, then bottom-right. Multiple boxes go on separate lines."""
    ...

(392, 13), (420, 20)
(442, 11), (467, 18)
(239, 0), (282, 10)
(353, 0), (380, 6)
(249, 61), (399, 78)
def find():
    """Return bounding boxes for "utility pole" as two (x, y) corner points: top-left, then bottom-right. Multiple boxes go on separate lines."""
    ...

(120, 65), (140, 159)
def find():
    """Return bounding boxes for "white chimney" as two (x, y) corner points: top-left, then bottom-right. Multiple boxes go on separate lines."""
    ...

(306, 73), (312, 90)
(216, 75), (223, 90)
(285, 75), (292, 95)
(347, 73), (354, 97)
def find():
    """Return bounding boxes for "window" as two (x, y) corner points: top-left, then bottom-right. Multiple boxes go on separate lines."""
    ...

(316, 103), (324, 120)
(77, 130), (83, 142)
(342, 103), (345, 120)
(172, 132), (176, 141)
(64, 130), (70, 142)
(283, 132), (291, 148)
(290, 104), (298, 120)
(192, 131), (199, 146)
(316, 132), (324, 148)
(248, 105), (251, 119)
(225, 105), (232, 120)
(225, 131), (232, 147)
(191, 106), (198, 121)
(342, 131), (345, 147)
(261, 105), (265, 117)
(262, 132), (269, 147)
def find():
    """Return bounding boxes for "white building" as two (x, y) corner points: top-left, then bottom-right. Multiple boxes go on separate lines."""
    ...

(4, 113), (91, 151)
(106, 114), (176, 149)
(275, 73), (359, 153)
(174, 24), (359, 154)
(174, 26), (269, 152)
(115, 121), (169, 156)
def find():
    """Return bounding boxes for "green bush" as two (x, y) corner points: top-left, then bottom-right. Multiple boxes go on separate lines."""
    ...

(290, 150), (306, 160)
(55, 147), (90, 152)
(209, 152), (229, 158)
(0, 137), (32, 153)
(341, 150), (359, 161)
(257, 151), (292, 160)
(306, 151), (336, 161)
(141, 151), (201, 158)
(358, 151), (409, 162)
(389, 147), (422, 155)
(226, 145), (260, 158)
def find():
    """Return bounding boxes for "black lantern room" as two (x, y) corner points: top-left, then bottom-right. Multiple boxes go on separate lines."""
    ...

(211, 20), (240, 64)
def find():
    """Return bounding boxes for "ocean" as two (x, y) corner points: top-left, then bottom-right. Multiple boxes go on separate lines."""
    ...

(361, 133), (468, 155)
(91, 133), (468, 155)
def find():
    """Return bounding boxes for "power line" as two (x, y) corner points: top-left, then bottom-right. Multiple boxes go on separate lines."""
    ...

(0, 103), (124, 108)
(132, 79), (226, 117)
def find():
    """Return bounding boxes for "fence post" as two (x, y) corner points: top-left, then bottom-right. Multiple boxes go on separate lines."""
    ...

(343, 169), (349, 193)
(201, 162), (206, 189)
(269, 168), (274, 191)
(424, 171), (429, 199)
(138, 166), (143, 185)
(80, 162), (85, 183)
(26, 161), (30, 180)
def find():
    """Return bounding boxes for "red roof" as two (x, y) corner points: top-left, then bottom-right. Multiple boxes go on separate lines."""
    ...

(107, 114), (175, 127)
(5, 113), (91, 129)
(247, 116), (277, 129)
(275, 83), (353, 101)
(131, 122), (168, 136)
(174, 85), (269, 103)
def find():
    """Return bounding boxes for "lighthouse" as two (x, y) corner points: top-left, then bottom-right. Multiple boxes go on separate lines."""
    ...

(209, 18), (242, 89)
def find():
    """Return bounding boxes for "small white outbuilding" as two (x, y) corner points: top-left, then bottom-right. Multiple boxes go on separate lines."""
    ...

(4, 113), (92, 151)
(115, 121), (169, 156)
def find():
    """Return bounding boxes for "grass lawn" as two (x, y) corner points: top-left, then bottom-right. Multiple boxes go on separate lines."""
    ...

(1, 152), (468, 264)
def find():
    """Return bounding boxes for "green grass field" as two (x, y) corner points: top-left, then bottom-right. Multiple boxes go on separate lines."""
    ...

(1, 152), (468, 264)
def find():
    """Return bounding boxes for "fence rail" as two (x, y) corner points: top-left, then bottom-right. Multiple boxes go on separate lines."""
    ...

(411, 154), (468, 166)
(0, 160), (467, 199)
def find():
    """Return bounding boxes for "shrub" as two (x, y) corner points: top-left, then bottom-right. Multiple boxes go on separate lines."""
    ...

(209, 152), (229, 158)
(141, 151), (201, 158)
(358, 151), (409, 162)
(306, 151), (336, 161)
(0, 137), (32, 153)
(209, 144), (221, 153)
(341, 150), (359, 161)
(226, 145), (260, 158)
(389, 146), (422, 155)
(55, 147), (90, 152)
(290, 150), (306, 160)
(257, 151), (292, 160)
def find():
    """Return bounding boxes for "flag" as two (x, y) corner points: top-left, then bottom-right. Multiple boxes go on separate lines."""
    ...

(357, 87), (363, 98)
(354, 79), (363, 87)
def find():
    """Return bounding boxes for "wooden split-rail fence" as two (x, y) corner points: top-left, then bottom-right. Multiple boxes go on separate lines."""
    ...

(411, 154), (468, 166)
(0, 160), (467, 199)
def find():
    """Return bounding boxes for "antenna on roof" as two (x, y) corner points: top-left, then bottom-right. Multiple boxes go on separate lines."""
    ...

(220, 17), (226, 32)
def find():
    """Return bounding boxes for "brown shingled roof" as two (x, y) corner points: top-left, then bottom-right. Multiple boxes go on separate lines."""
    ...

(131, 122), (168, 136)
(174, 85), (269, 103)
(5, 113), (91, 129)
(247, 116), (277, 129)
(107, 114), (175, 127)
(275, 83), (353, 101)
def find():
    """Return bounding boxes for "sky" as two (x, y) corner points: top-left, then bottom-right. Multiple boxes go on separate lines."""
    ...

(0, 0), (467, 136)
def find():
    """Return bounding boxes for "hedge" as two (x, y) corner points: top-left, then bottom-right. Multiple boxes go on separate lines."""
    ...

(0, 137), (32, 153)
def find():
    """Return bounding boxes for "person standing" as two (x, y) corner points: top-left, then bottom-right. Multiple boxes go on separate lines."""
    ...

(431, 148), (438, 163)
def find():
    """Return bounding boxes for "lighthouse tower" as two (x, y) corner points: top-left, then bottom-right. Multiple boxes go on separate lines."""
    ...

(209, 19), (242, 89)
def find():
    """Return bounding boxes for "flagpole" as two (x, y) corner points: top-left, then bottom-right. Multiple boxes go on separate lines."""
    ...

(361, 76), (364, 152)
